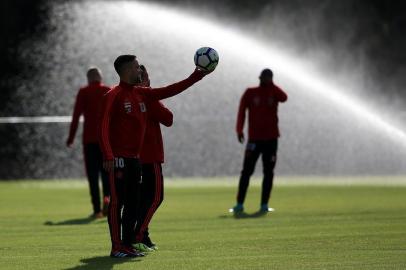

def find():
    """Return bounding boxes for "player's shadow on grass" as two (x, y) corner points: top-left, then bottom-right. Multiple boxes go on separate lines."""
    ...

(44, 217), (106, 226)
(63, 255), (140, 270)
(219, 211), (268, 219)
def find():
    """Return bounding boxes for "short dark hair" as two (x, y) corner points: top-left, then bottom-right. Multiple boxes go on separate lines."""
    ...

(260, 68), (273, 79)
(114, 55), (136, 75)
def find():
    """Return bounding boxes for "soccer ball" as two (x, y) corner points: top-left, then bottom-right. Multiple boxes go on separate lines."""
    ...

(194, 47), (219, 71)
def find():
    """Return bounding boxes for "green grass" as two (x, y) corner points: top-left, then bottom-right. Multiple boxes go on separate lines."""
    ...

(0, 178), (406, 270)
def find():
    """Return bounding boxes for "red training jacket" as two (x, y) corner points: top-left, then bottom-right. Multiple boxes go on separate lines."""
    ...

(67, 82), (110, 144)
(140, 101), (173, 164)
(100, 71), (204, 161)
(236, 83), (288, 140)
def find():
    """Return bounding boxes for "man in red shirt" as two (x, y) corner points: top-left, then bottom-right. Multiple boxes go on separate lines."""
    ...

(132, 65), (173, 252)
(231, 69), (288, 214)
(100, 55), (211, 258)
(135, 100), (173, 252)
(66, 67), (110, 218)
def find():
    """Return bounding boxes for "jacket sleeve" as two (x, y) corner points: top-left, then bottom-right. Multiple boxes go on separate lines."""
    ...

(67, 89), (84, 144)
(140, 70), (205, 101)
(148, 101), (173, 127)
(236, 90), (248, 135)
(274, 85), (288, 102)
(99, 89), (119, 161)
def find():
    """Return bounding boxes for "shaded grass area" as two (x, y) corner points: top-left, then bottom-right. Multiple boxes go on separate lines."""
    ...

(0, 179), (405, 269)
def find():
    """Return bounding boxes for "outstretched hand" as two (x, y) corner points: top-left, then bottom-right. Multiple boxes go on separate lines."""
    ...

(193, 67), (213, 78)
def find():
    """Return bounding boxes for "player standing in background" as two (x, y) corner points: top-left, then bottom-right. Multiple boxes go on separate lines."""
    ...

(133, 66), (174, 252)
(100, 55), (212, 258)
(231, 69), (288, 214)
(66, 67), (110, 218)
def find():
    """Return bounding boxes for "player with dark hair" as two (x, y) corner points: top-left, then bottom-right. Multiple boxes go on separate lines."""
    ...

(231, 68), (288, 214)
(67, 67), (110, 218)
(130, 65), (173, 252)
(100, 54), (212, 258)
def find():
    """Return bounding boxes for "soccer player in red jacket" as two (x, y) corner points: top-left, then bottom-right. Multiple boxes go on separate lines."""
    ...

(126, 65), (173, 252)
(231, 69), (288, 214)
(99, 55), (211, 258)
(66, 67), (110, 218)
(135, 99), (173, 252)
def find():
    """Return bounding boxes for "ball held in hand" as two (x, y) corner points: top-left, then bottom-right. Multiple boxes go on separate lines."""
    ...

(194, 47), (219, 72)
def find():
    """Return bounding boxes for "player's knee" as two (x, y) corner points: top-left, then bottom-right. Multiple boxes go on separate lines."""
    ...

(263, 157), (276, 173)
(241, 165), (255, 176)
(263, 163), (275, 175)
(263, 171), (274, 180)
(263, 165), (274, 175)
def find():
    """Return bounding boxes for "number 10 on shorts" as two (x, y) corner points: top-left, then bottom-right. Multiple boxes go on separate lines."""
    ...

(114, 157), (124, 168)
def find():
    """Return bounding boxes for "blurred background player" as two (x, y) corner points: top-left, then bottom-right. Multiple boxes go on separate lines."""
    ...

(66, 67), (110, 218)
(133, 65), (173, 252)
(231, 69), (288, 213)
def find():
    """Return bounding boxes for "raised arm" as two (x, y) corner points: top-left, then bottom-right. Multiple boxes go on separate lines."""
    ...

(66, 89), (84, 147)
(274, 85), (288, 102)
(140, 68), (209, 101)
(137, 65), (173, 126)
(148, 101), (173, 127)
(236, 91), (248, 143)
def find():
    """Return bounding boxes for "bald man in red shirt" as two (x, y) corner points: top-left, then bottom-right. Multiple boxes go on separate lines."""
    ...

(231, 69), (288, 214)
(67, 67), (110, 218)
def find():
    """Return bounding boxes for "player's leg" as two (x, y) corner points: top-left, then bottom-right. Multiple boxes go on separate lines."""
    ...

(144, 166), (164, 250)
(83, 143), (102, 217)
(121, 158), (142, 248)
(108, 157), (124, 255)
(232, 141), (261, 212)
(97, 144), (110, 216)
(260, 139), (278, 212)
(134, 163), (163, 251)
(133, 163), (154, 251)
(109, 157), (143, 258)
(142, 165), (164, 250)
(142, 229), (155, 249)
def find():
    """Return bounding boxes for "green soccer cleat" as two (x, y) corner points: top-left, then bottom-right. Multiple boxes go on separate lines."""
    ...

(134, 243), (154, 252)
(143, 236), (158, 251)
(149, 244), (158, 251)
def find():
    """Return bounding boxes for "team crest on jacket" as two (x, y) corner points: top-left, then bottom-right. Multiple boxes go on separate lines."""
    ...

(124, 101), (132, 113)
(139, 102), (147, 112)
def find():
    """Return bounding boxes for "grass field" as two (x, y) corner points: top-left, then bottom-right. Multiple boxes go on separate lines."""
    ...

(0, 177), (406, 270)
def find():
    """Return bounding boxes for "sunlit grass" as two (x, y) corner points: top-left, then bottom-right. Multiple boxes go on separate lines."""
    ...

(0, 178), (405, 270)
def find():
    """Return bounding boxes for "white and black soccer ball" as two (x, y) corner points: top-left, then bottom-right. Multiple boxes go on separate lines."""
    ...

(194, 47), (219, 72)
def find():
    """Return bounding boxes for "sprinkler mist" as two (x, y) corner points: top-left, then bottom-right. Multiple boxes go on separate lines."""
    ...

(1, 0), (405, 178)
